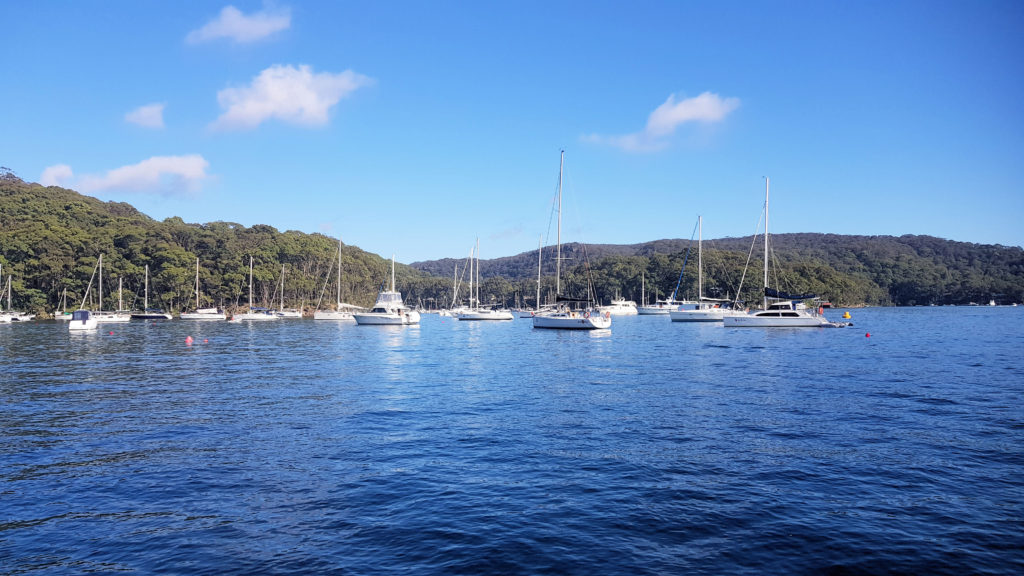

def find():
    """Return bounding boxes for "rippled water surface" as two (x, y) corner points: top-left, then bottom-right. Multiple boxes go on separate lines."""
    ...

(2, 307), (1022, 574)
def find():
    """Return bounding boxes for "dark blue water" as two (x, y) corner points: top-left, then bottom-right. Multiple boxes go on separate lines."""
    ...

(2, 307), (1022, 574)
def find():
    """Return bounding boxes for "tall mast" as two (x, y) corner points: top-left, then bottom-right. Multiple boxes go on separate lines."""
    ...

(144, 264), (149, 310)
(99, 254), (103, 312)
(195, 257), (200, 309)
(391, 255), (395, 293)
(468, 244), (474, 308)
(118, 277), (123, 310)
(249, 256), (254, 309)
(476, 237), (480, 309)
(763, 177), (770, 310)
(698, 215), (703, 302)
(280, 264), (286, 311)
(536, 235), (542, 311)
(336, 238), (342, 306)
(556, 149), (563, 296)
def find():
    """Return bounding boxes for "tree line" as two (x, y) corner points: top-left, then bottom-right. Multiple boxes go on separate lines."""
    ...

(2, 174), (1022, 316)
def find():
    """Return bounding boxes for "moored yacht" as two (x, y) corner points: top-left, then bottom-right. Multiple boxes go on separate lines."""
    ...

(68, 309), (98, 331)
(180, 258), (226, 320)
(353, 256), (421, 325)
(233, 256), (280, 321)
(314, 238), (359, 321)
(598, 297), (638, 316)
(456, 238), (514, 321)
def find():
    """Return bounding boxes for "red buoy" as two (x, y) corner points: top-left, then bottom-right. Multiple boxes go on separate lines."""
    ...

(865, 332), (871, 338)
(185, 335), (194, 346)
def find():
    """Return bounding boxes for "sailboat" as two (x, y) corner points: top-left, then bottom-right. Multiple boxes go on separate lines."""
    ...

(180, 258), (226, 320)
(0, 267), (35, 322)
(457, 238), (514, 320)
(130, 264), (172, 319)
(232, 256), (280, 321)
(275, 264), (303, 318)
(53, 287), (73, 321)
(69, 256), (102, 331)
(314, 238), (358, 321)
(723, 178), (843, 328)
(353, 255), (421, 325)
(95, 255), (130, 323)
(670, 216), (747, 322)
(532, 151), (611, 330)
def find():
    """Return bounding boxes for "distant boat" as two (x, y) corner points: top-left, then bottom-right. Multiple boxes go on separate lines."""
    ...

(130, 264), (172, 320)
(353, 256), (421, 325)
(532, 151), (611, 330)
(456, 238), (514, 321)
(671, 216), (748, 322)
(314, 238), (358, 321)
(275, 264), (303, 318)
(599, 297), (638, 316)
(68, 309), (98, 331)
(53, 287), (73, 321)
(0, 267), (35, 321)
(180, 258), (226, 320)
(724, 178), (842, 328)
(95, 256), (130, 323)
(233, 256), (280, 321)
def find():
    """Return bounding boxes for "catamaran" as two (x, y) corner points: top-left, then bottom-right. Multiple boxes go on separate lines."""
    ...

(353, 256), (421, 325)
(180, 258), (226, 320)
(532, 151), (611, 330)
(723, 178), (846, 328)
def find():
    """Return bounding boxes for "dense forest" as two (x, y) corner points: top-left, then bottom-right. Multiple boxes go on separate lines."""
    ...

(2, 171), (1022, 317)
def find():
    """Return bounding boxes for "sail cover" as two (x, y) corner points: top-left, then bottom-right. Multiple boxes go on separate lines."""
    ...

(765, 287), (817, 300)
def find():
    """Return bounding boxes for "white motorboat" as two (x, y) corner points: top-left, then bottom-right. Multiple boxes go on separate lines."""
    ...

(68, 309), (98, 331)
(180, 258), (226, 320)
(723, 178), (846, 328)
(598, 297), (638, 316)
(456, 238), (514, 321)
(532, 151), (611, 331)
(233, 256), (280, 321)
(353, 256), (421, 325)
(131, 265), (172, 319)
(314, 238), (358, 321)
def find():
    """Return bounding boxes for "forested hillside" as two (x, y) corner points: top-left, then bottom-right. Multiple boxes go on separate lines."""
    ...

(2, 171), (1022, 316)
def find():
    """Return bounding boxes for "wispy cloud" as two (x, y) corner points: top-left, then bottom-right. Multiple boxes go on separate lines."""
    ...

(40, 164), (74, 187)
(186, 4), (291, 44)
(125, 103), (166, 129)
(210, 64), (373, 131)
(43, 155), (210, 196)
(584, 91), (740, 152)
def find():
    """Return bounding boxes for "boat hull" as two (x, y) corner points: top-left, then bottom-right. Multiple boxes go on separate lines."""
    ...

(456, 310), (514, 321)
(313, 311), (355, 321)
(180, 311), (227, 320)
(353, 311), (421, 325)
(723, 314), (830, 327)
(232, 313), (280, 321)
(532, 311), (611, 330)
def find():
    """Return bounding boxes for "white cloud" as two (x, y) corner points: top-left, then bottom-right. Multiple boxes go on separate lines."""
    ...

(125, 103), (166, 129)
(72, 155), (210, 196)
(584, 91), (740, 152)
(186, 4), (291, 44)
(40, 164), (74, 187)
(210, 64), (373, 131)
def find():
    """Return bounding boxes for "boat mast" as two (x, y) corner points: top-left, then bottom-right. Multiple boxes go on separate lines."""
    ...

(195, 258), (200, 309)
(249, 256), (254, 310)
(556, 149), (563, 296)
(144, 264), (149, 310)
(698, 215), (703, 302)
(468, 244), (474, 309)
(280, 264), (286, 311)
(476, 237), (480, 310)
(391, 255), (395, 293)
(118, 277), (123, 311)
(336, 238), (342, 307)
(99, 254), (104, 313)
(763, 177), (769, 310)
(536, 235), (542, 311)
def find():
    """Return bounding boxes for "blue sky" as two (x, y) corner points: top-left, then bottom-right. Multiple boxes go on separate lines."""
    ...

(3, 1), (1022, 263)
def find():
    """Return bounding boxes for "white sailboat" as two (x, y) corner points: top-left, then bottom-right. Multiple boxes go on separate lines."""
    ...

(457, 238), (514, 321)
(314, 238), (358, 321)
(130, 264), (172, 320)
(69, 256), (102, 331)
(670, 216), (748, 322)
(532, 151), (611, 330)
(95, 256), (130, 323)
(180, 258), (226, 320)
(275, 264), (303, 318)
(513, 236), (545, 318)
(53, 287), (73, 321)
(353, 256), (421, 325)
(0, 266), (35, 322)
(723, 178), (841, 328)
(233, 256), (280, 321)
